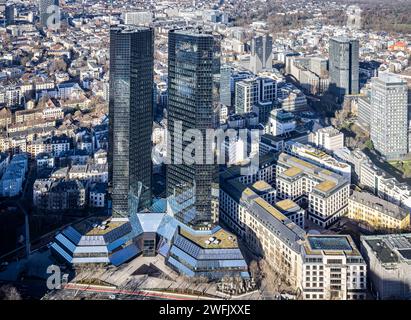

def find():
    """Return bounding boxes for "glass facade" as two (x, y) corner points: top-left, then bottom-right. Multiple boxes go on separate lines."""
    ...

(167, 29), (219, 230)
(329, 37), (359, 101)
(109, 25), (153, 217)
(166, 229), (249, 279)
(220, 64), (232, 107)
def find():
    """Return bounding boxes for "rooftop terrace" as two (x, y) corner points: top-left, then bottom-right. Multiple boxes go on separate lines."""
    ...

(304, 235), (362, 257)
(254, 197), (287, 222)
(73, 217), (128, 236)
(275, 199), (300, 212)
(283, 166), (303, 178)
(251, 180), (272, 192)
(179, 227), (239, 250)
(315, 180), (337, 193)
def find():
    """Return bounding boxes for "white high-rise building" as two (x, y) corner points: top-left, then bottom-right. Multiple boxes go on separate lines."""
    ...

(235, 78), (258, 114)
(124, 11), (153, 26)
(249, 34), (273, 74)
(370, 73), (408, 160)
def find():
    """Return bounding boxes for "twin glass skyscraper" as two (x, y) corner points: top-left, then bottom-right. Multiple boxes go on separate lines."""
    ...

(109, 26), (219, 229)
(167, 29), (219, 230)
(109, 25), (154, 217)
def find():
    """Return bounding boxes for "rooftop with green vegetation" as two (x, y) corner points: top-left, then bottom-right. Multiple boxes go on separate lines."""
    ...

(251, 180), (272, 192)
(314, 180), (337, 193)
(179, 227), (239, 249)
(283, 166), (303, 178)
(73, 217), (128, 236)
(275, 199), (300, 212)
(254, 197), (287, 222)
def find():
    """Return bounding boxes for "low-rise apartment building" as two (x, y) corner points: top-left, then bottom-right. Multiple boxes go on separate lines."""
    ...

(33, 179), (86, 212)
(348, 191), (410, 231)
(359, 159), (411, 210)
(89, 182), (107, 208)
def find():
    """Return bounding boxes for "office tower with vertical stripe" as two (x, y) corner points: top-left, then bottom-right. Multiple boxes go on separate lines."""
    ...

(109, 25), (154, 217)
(167, 29), (219, 230)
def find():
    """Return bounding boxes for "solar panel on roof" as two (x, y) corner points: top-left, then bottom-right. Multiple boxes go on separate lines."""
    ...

(387, 236), (411, 250)
(398, 249), (411, 260)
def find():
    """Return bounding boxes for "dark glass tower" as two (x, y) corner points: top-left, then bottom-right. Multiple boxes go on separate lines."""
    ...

(109, 25), (153, 217)
(5, 5), (14, 26)
(167, 29), (219, 230)
(329, 37), (359, 102)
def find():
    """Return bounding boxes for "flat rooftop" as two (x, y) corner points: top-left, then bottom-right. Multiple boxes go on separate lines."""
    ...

(364, 238), (399, 264)
(254, 197), (287, 222)
(111, 24), (151, 33)
(305, 149), (328, 159)
(283, 166), (303, 178)
(73, 217), (128, 236)
(362, 234), (411, 264)
(275, 199), (300, 212)
(376, 72), (406, 85)
(308, 236), (352, 251)
(315, 180), (337, 193)
(172, 29), (213, 38)
(291, 157), (316, 170)
(251, 180), (272, 192)
(179, 227), (239, 249)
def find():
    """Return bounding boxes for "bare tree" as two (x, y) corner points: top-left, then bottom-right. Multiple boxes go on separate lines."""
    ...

(37, 95), (49, 108)
(331, 109), (349, 129)
(0, 285), (22, 300)
(49, 58), (68, 73)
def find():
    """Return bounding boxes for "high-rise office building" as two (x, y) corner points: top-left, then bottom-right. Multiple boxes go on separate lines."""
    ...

(249, 34), (273, 74)
(220, 64), (232, 107)
(124, 11), (153, 26)
(370, 73), (408, 160)
(109, 25), (154, 217)
(165, 30), (249, 280)
(235, 78), (258, 114)
(329, 37), (359, 102)
(0, 0), (5, 16)
(4, 4), (14, 26)
(167, 29), (219, 230)
(346, 5), (362, 30)
(39, 0), (59, 28)
(220, 66), (253, 110)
